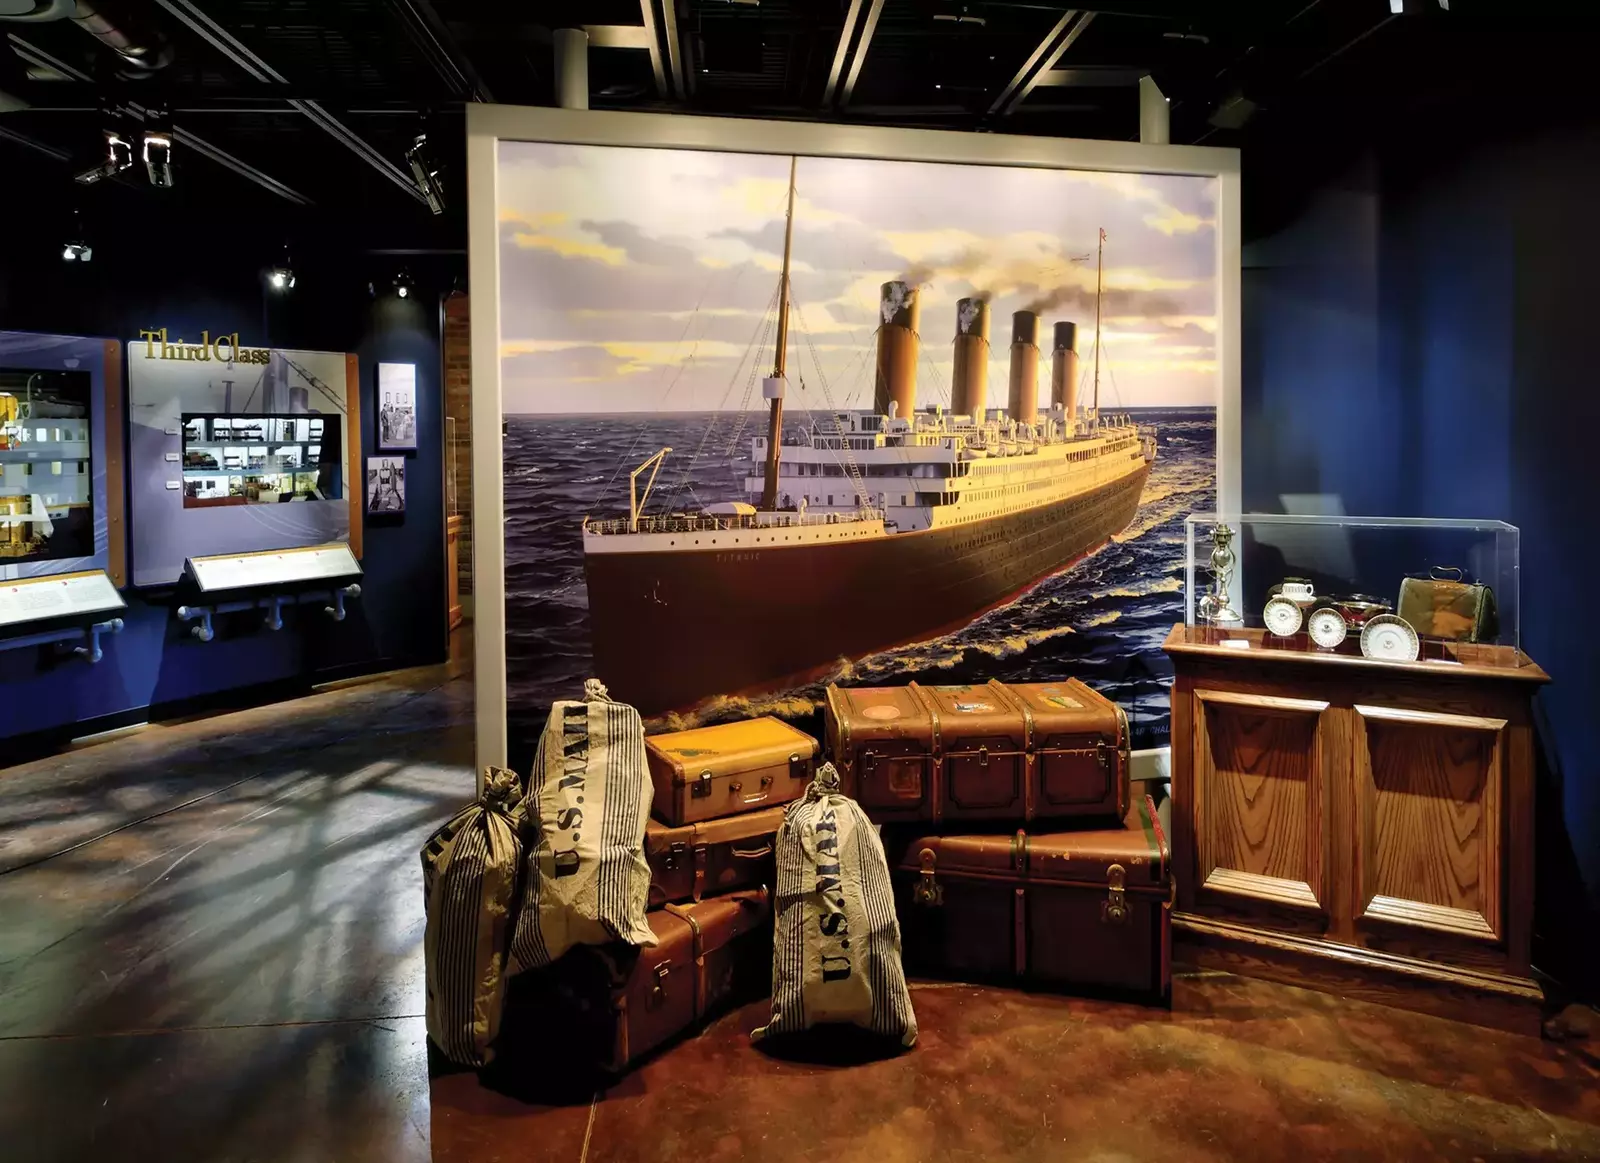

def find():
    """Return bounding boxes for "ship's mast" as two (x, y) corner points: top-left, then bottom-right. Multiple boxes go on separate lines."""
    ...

(760, 156), (798, 512)
(1092, 226), (1104, 433)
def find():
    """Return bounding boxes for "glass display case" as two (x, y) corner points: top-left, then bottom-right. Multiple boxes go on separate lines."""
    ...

(1, 367), (94, 566)
(1182, 512), (1526, 670)
(181, 413), (343, 508)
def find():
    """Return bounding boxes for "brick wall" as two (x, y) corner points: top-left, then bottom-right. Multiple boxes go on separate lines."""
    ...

(443, 293), (473, 596)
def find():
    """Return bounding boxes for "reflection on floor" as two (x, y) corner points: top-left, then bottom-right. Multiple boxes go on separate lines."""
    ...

(1, 666), (1597, 1163)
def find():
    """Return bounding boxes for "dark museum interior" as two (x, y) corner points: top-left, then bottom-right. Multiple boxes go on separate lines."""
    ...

(1, 3), (1597, 1161)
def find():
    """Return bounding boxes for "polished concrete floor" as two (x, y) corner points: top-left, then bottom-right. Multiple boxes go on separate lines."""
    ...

(1, 665), (1597, 1163)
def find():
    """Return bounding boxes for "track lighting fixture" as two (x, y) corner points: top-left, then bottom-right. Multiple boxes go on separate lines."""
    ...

(266, 244), (295, 292)
(74, 107), (134, 186)
(392, 269), (416, 299)
(406, 132), (445, 215)
(142, 108), (173, 187)
(62, 208), (92, 262)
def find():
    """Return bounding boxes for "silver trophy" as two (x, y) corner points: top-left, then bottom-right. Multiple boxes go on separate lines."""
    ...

(1198, 523), (1243, 626)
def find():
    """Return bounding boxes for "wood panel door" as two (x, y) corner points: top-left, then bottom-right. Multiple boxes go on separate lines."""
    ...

(1352, 705), (1506, 952)
(1191, 690), (1335, 927)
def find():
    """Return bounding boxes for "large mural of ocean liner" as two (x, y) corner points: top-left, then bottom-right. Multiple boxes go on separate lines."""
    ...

(498, 142), (1218, 748)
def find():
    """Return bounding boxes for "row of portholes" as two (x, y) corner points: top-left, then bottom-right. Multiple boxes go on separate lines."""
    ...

(665, 527), (870, 548)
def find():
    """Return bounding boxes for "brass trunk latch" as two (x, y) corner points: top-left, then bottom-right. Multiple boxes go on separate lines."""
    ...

(914, 848), (943, 907)
(1096, 741), (1110, 770)
(649, 962), (671, 1007)
(663, 841), (688, 870)
(1102, 863), (1129, 925)
(977, 745), (989, 768)
(691, 771), (712, 798)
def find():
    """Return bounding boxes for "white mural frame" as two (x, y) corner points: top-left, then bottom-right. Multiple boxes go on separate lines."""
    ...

(466, 102), (1242, 771)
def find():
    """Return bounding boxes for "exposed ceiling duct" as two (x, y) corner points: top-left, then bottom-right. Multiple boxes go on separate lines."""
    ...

(0, 0), (172, 75)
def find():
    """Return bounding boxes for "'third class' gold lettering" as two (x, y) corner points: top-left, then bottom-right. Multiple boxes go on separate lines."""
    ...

(138, 327), (270, 365)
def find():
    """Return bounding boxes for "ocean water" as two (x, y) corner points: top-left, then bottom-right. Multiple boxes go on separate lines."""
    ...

(503, 407), (1215, 757)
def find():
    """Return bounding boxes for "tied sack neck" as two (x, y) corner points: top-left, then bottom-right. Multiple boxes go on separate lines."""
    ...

(477, 764), (524, 816)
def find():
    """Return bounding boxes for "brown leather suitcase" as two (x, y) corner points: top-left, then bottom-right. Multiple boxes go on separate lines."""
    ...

(644, 806), (784, 907)
(500, 888), (772, 1074)
(889, 795), (1171, 1001)
(825, 679), (1129, 825)
(645, 717), (818, 826)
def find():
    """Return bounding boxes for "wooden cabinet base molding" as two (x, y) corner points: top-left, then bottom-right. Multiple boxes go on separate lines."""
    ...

(1174, 912), (1544, 1035)
(1165, 624), (1549, 1035)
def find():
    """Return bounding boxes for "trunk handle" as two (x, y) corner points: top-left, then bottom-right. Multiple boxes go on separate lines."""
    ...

(731, 844), (774, 860)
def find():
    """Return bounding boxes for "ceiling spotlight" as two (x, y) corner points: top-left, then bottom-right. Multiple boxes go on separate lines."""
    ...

(267, 244), (295, 292)
(62, 208), (92, 262)
(142, 109), (173, 187)
(74, 109), (134, 186)
(392, 269), (416, 299)
(406, 132), (445, 215)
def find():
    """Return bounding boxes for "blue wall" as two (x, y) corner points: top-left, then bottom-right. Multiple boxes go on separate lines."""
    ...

(1244, 130), (1600, 994)
(0, 224), (452, 743)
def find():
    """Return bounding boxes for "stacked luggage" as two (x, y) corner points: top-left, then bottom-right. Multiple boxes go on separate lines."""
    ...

(422, 675), (1167, 1074)
(827, 678), (1173, 1001)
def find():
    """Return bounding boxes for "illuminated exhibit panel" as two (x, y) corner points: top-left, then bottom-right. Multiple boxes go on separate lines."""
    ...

(180, 413), (342, 508)
(0, 369), (93, 565)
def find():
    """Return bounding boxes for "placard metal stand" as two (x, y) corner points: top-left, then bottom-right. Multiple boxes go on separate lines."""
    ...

(0, 570), (127, 664)
(176, 544), (362, 642)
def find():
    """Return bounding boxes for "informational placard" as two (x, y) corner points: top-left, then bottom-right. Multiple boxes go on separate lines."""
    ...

(0, 569), (126, 630)
(187, 543), (362, 593)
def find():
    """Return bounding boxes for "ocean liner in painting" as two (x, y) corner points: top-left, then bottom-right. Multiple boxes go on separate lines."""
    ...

(583, 163), (1155, 714)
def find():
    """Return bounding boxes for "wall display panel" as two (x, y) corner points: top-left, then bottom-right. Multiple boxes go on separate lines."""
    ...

(377, 362), (418, 451)
(367, 456), (407, 514)
(468, 105), (1242, 769)
(0, 332), (125, 586)
(127, 336), (362, 586)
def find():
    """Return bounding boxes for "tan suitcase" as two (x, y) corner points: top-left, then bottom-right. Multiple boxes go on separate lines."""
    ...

(825, 679), (1128, 824)
(644, 806), (784, 907)
(644, 717), (818, 826)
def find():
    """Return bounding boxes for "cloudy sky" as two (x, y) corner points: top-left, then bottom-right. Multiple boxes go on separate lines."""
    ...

(497, 141), (1218, 414)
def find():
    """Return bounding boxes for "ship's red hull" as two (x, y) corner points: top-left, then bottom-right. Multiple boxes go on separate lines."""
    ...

(583, 463), (1151, 715)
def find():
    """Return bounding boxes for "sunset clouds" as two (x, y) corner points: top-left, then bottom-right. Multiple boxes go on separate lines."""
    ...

(498, 142), (1218, 412)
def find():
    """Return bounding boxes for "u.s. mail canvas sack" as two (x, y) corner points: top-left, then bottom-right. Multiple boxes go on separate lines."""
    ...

(421, 764), (524, 1068)
(510, 680), (656, 973)
(753, 762), (918, 1048)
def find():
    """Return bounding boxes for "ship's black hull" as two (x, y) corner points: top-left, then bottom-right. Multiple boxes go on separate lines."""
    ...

(584, 463), (1151, 715)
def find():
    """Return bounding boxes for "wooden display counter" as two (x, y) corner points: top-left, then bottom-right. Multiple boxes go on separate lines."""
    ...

(1164, 624), (1549, 1033)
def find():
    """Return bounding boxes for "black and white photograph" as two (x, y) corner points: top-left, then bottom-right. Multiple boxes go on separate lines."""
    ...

(366, 455), (405, 514)
(376, 361), (417, 451)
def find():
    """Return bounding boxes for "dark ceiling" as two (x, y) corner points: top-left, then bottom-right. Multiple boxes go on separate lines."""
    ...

(0, 1), (1581, 256)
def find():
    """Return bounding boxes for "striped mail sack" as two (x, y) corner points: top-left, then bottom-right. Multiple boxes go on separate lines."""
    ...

(753, 763), (917, 1048)
(510, 680), (656, 974)
(421, 765), (524, 1067)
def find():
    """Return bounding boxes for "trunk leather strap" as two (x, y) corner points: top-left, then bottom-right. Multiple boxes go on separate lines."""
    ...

(662, 904), (706, 1020)
(908, 682), (943, 822)
(693, 845), (707, 902)
(1013, 887), (1027, 977)
(991, 681), (1037, 819)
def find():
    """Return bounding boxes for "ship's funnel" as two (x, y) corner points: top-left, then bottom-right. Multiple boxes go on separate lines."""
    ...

(1008, 310), (1040, 426)
(874, 281), (919, 420)
(1051, 321), (1080, 420)
(951, 298), (990, 419)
